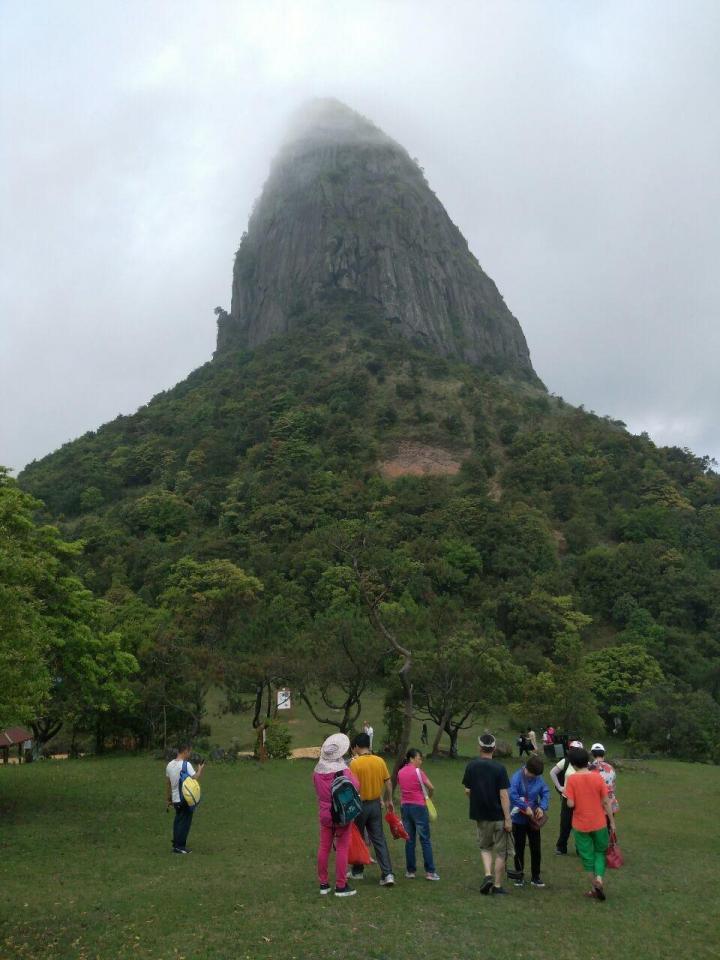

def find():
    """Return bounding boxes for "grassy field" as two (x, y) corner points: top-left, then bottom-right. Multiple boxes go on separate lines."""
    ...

(1, 748), (718, 960)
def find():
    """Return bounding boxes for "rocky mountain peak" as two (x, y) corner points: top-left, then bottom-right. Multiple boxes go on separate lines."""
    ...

(216, 99), (538, 382)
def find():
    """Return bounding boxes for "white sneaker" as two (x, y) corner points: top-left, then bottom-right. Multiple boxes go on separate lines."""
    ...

(405, 871), (416, 879)
(425, 872), (441, 881)
(379, 873), (395, 886)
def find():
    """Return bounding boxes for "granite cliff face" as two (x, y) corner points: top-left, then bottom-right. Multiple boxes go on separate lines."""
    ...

(216, 99), (538, 381)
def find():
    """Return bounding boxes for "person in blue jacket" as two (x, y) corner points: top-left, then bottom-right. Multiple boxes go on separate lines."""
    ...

(509, 754), (550, 887)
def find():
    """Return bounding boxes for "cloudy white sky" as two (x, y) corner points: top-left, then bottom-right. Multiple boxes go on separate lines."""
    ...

(1, 1), (719, 474)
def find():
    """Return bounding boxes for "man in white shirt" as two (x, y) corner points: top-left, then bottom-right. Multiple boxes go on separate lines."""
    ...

(165, 742), (205, 853)
(363, 720), (374, 753)
(550, 739), (582, 855)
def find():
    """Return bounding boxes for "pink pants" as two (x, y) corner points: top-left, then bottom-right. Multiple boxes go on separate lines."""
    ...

(317, 820), (351, 886)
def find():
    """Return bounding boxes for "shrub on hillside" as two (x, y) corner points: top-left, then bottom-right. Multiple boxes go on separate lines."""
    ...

(627, 683), (720, 763)
(264, 722), (292, 759)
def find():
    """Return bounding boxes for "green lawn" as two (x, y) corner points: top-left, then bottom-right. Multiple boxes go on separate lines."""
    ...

(1, 752), (717, 960)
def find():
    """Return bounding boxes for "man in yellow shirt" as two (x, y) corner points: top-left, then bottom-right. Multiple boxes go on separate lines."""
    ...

(348, 733), (395, 885)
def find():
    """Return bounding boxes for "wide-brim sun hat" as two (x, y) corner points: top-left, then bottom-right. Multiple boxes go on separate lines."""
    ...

(314, 733), (350, 774)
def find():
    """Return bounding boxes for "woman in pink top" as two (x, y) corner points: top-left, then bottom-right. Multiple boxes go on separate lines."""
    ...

(313, 733), (360, 897)
(396, 748), (439, 880)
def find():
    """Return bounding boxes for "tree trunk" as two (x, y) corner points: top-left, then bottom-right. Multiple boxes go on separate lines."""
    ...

(256, 722), (268, 762)
(252, 682), (264, 729)
(95, 717), (105, 755)
(351, 554), (413, 785)
(391, 662), (413, 784)
(430, 708), (450, 756)
(31, 718), (63, 748)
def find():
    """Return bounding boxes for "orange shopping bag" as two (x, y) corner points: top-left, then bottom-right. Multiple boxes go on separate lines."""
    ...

(347, 822), (371, 865)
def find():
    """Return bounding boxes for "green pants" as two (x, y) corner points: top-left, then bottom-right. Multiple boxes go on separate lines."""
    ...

(573, 827), (609, 878)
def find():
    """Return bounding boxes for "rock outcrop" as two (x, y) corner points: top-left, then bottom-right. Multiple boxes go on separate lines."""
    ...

(216, 99), (538, 381)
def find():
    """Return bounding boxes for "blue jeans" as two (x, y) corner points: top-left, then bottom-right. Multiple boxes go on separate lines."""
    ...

(401, 803), (435, 873)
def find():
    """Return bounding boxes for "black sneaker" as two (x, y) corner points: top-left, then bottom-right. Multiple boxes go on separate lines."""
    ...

(480, 875), (494, 895)
(593, 882), (606, 902)
(334, 884), (357, 898)
(319, 883), (330, 896)
(531, 878), (546, 888)
(554, 848), (567, 856)
(492, 886), (509, 895)
(172, 847), (189, 854)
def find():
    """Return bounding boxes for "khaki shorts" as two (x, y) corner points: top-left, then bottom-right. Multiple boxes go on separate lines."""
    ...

(476, 820), (515, 857)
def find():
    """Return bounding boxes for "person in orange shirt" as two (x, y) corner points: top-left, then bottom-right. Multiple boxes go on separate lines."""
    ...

(348, 733), (395, 886)
(564, 747), (616, 901)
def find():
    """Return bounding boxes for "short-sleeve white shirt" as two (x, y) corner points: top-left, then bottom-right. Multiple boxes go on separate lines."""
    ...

(166, 759), (196, 803)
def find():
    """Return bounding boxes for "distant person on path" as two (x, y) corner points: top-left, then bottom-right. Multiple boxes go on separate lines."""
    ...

(509, 755), (550, 888)
(462, 733), (514, 896)
(542, 726), (556, 759)
(397, 748), (439, 881)
(421, 723), (429, 745)
(550, 739), (583, 855)
(527, 727), (538, 753)
(165, 742), (205, 854)
(348, 733), (395, 886)
(564, 747), (616, 900)
(588, 743), (619, 821)
(363, 720), (374, 752)
(313, 733), (359, 897)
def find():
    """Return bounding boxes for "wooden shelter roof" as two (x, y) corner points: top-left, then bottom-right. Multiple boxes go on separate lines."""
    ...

(0, 727), (32, 747)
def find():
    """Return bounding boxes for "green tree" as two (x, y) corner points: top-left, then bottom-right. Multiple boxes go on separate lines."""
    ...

(585, 644), (664, 730)
(0, 468), (53, 725)
(627, 683), (720, 762)
(0, 468), (137, 742)
(510, 597), (603, 738)
(157, 558), (263, 735)
(414, 630), (521, 757)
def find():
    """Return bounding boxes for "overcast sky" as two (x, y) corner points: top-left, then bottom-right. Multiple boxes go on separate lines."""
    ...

(2, 1), (719, 475)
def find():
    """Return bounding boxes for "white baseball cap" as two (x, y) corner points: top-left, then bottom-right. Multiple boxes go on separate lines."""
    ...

(568, 740), (584, 749)
(591, 743), (606, 753)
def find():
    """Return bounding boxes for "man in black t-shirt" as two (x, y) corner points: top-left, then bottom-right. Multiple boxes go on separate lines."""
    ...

(462, 733), (514, 895)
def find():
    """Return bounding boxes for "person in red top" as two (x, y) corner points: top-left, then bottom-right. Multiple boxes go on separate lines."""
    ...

(564, 747), (616, 901)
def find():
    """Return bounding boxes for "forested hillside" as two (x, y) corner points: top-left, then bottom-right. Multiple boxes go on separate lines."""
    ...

(18, 295), (720, 758)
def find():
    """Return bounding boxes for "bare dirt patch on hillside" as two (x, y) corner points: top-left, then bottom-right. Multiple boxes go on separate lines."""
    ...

(380, 441), (469, 478)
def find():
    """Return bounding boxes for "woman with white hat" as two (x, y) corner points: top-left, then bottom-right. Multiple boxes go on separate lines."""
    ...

(313, 733), (361, 897)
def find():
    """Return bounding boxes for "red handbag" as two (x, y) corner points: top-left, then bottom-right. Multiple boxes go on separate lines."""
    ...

(347, 822), (372, 865)
(384, 810), (410, 840)
(606, 830), (624, 869)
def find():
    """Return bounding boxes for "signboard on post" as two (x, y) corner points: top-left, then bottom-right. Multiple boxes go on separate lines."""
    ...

(277, 688), (292, 711)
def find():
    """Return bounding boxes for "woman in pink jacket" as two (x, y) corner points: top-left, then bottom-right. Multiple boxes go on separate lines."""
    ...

(313, 733), (360, 897)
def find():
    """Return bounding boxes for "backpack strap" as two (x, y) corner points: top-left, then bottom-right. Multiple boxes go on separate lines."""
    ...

(415, 766), (430, 802)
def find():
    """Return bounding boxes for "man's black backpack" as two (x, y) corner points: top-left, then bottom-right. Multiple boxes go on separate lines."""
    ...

(330, 771), (363, 825)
